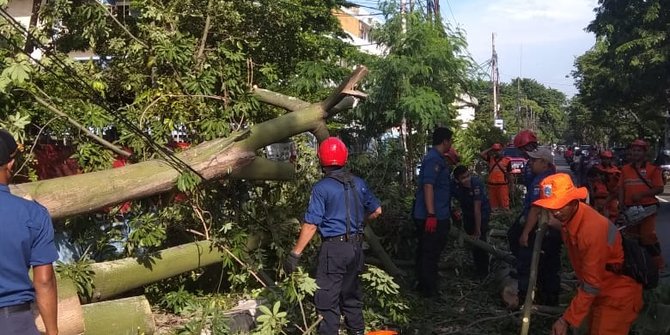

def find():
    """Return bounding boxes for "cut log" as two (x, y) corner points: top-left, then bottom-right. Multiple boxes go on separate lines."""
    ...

(89, 240), (224, 301)
(35, 277), (85, 335)
(82, 296), (155, 335)
(11, 67), (369, 220)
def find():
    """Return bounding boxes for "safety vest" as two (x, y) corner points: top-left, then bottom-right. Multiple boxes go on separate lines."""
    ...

(620, 162), (662, 206)
(487, 157), (510, 185)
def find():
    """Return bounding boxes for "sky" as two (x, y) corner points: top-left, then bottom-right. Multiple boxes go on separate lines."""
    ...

(353, 0), (600, 96)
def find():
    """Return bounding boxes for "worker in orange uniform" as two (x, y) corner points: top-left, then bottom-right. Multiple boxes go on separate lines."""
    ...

(618, 139), (664, 271)
(480, 143), (511, 210)
(594, 150), (620, 221)
(534, 173), (643, 335)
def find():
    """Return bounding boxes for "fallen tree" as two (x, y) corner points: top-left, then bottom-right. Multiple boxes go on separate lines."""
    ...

(12, 67), (368, 220)
(82, 296), (155, 335)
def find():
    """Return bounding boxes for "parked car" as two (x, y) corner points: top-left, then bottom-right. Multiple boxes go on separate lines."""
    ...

(503, 146), (527, 183)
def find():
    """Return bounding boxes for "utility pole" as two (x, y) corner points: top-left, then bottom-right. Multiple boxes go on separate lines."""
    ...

(516, 45), (523, 131)
(491, 33), (502, 130)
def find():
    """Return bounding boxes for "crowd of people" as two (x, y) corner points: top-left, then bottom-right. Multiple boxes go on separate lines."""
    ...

(414, 129), (665, 335)
(2, 122), (665, 335)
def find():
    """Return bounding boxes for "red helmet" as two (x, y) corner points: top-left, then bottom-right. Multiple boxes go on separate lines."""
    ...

(445, 147), (459, 165)
(491, 143), (503, 151)
(600, 150), (613, 159)
(513, 130), (538, 148)
(318, 137), (348, 167)
(630, 139), (649, 150)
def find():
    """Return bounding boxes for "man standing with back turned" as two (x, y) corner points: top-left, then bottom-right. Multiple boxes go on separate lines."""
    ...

(284, 137), (382, 335)
(0, 130), (59, 335)
(413, 127), (453, 297)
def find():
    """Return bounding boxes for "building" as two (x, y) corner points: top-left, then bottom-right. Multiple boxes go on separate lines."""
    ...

(333, 7), (385, 56)
(454, 94), (478, 129)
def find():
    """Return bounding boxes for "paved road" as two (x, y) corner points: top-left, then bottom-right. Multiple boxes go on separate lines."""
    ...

(553, 154), (670, 274)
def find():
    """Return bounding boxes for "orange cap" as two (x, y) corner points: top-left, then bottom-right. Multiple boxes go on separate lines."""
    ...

(492, 143), (503, 151)
(533, 173), (588, 210)
(600, 150), (613, 159)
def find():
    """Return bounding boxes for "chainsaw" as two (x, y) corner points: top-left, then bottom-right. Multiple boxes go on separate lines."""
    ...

(616, 205), (658, 230)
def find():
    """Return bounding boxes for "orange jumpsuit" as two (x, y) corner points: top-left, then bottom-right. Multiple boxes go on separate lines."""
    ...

(595, 164), (620, 221)
(619, 162), (663, 268)
(562, 203), (643, 334)
(487, 156), (511, 209)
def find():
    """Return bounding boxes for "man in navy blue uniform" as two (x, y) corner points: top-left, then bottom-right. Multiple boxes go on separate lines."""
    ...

(510, 147), (561, 306)
(451, 166), (491, 277)
(413, 127), (453, 297)
(284, 137), (381, 335)
(0, 130), (59, 335)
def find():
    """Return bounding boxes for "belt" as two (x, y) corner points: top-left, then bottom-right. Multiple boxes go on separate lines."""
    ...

(0, 303), (31, 316)
(323, 234), (364, 242)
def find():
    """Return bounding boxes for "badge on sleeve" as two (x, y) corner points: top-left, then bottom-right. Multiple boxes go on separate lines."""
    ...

(434, 164), (440, 173)
(474, 187), (481, 196)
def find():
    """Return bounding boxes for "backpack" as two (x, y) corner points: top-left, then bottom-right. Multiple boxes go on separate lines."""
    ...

(620, 233), (659, 289)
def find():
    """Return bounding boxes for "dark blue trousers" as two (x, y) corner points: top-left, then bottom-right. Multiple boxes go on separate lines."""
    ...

(0, 306), (39, 335)
(415, 218), (451, 297)
(314, 240), (365, 335)
(509, 222), (562, 305)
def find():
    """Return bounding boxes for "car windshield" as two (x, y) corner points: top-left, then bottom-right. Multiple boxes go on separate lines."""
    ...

(503, 147), (524, 158)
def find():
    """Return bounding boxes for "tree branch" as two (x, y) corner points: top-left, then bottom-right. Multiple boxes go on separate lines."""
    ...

(196, 0), (213, 61)
(94, 0), (147, 48)
(322, 66), (369, 113)
(229, 157), (295, 180)
(32, 94), (132, 158)
(250, 86), (310, 112)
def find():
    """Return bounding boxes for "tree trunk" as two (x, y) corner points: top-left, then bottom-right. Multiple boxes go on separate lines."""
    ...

(35, 278), (85, 335)
(89, 240), (224, 302)
(11, 67), (368, 220)
(82, 296), (155, 335)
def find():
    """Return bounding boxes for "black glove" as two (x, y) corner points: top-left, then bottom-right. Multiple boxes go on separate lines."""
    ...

(283, 251), (301, 274)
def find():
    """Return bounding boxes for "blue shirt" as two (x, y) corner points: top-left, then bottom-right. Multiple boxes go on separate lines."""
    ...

(0, 184), (58, 308)
(304, 170), (381, 238)
(452, 176), (491, 219)
(413, 148), (451, 220)
(522, 169), (555, 217)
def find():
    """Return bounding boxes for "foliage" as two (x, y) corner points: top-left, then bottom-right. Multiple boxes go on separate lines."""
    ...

(572, 0), (670, 145)
(55, 256), (95, 300)
(253, 301), (289, 335)
(361, 265), (411, 329)
(470, 78), (568, 144)
(355, 1), (472, 146)
(452, 118), (507, 167)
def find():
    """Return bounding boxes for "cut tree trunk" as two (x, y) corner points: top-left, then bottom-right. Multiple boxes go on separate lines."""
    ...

(35, 277), (85, 335)
(89, 240), (224, 302)
(82, 296), (155, 335)
(12, 67), (369, 220)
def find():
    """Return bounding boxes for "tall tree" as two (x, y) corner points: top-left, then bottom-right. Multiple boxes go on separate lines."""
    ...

(573, 0), (670, 145)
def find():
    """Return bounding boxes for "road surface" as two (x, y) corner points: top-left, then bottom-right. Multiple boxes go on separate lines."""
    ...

(553, 154), (670, 275)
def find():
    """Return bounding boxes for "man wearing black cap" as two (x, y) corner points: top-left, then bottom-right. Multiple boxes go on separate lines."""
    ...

(0, 130), (59, 335)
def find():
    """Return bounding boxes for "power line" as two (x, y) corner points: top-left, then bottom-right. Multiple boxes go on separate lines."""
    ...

(0, 9), (203, 179)
(444, 0), (458, 25)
